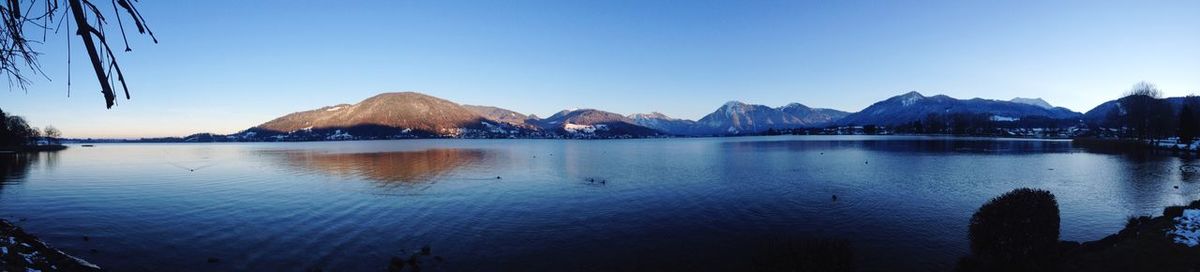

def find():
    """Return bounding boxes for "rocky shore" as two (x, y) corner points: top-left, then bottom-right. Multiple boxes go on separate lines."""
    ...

(1057, 200), (1200, 271)
(0, 220), (101, 272)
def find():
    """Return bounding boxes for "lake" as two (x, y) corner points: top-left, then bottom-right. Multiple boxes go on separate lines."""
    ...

(1, 136), (1197, 271)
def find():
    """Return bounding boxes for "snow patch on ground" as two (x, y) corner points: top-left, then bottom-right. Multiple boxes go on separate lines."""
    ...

(1170, 209), (1200, 247)
(563, 123), (608, 134)
(564, 123), (597, 134)
(990, 115), (1019, 122)
(901, 93), (922, 106)
(480, 121), (513, 133)
(325, 106), (344, 111)
(326, 129), (353, 140)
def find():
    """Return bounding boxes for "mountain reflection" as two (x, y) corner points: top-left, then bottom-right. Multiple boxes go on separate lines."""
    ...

(270, 149), (489, 184)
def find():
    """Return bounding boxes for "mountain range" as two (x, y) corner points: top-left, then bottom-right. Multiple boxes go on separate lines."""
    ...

(836, 92), (1082, 126)
(226, 90), (1115, 140)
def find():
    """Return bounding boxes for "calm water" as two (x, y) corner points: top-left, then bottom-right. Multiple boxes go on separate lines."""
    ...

(1, 136), (1198, 271)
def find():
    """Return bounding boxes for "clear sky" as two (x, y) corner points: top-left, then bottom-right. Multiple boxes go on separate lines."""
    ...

(0, 0), (1197, 138)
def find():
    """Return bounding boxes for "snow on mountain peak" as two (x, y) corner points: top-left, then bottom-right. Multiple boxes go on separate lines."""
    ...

(778, 103), (814, 111)
(1010, 97), (1054, 109)
(630, 112), (672, 120)
(899, 91), (925, 106)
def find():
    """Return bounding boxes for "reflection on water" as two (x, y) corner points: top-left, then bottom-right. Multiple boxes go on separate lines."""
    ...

(266, 148), (489, 185)
(0, 137), (1198, 271)
(1, 154), (32, 182)
(0, 152), (49, 183)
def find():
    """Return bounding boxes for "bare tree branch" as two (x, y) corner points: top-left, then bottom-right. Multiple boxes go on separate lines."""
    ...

(1, 0), (154, 108)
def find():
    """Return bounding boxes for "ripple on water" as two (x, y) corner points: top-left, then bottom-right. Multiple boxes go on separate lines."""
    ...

(0, 137), (1189, 271)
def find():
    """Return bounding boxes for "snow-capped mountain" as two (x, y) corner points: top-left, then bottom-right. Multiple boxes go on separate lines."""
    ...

(777, 103), (851, 126)
(628, 112), (698, 136)
(1010, 97), (1055, 109)
(246, 92), (531, 138)
(242, 93), (664, 140)
(837, 91), (1082, 126)
(693, 101), (848, 135)
(528, 109), (663, 138)
(223, 90), (1098, 141)
(463, 105), (533, 127)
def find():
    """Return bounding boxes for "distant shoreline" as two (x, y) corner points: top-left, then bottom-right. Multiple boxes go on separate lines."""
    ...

(67, 133), (1079, 144)
(1072, 137), (1200, 153)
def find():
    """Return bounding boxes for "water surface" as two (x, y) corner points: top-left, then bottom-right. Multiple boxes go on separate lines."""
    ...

(1, 136), (1197, 271)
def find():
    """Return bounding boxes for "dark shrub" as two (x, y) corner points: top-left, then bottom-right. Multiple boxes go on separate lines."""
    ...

(1163, 205), (1186, 218)
(964, 188), (1060, 271)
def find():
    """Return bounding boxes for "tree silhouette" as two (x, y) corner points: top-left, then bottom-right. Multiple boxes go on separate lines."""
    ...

(1111, 82), (1174, 140)
(43, 124), (59, 143)
(1178, 104), (1197, 145)
(1, 0), (156, 108)
(0, 108), (39, 146)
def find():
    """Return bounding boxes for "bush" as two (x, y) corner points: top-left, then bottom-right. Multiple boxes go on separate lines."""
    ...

(963, 188), (1060, 271)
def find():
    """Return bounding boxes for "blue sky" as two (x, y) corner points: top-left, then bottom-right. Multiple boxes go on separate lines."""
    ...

(1, 0), (1197, 138)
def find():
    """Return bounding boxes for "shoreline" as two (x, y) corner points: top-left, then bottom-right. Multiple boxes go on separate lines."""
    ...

(1055, 200), (1200, 270)
(77, 133), (1079, 144)
(1072, 137), (1200, 154)
(0, 220), (101, 271)
(0, 145), (68, 153)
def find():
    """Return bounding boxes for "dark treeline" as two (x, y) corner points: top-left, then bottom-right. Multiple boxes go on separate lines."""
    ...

(1093, 82), (1200, 143)
(0, 108), (60, 148)
(892, 113), (1079, 136)
(0, 108), (39, 147)
(771, 113), (1080, 138)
